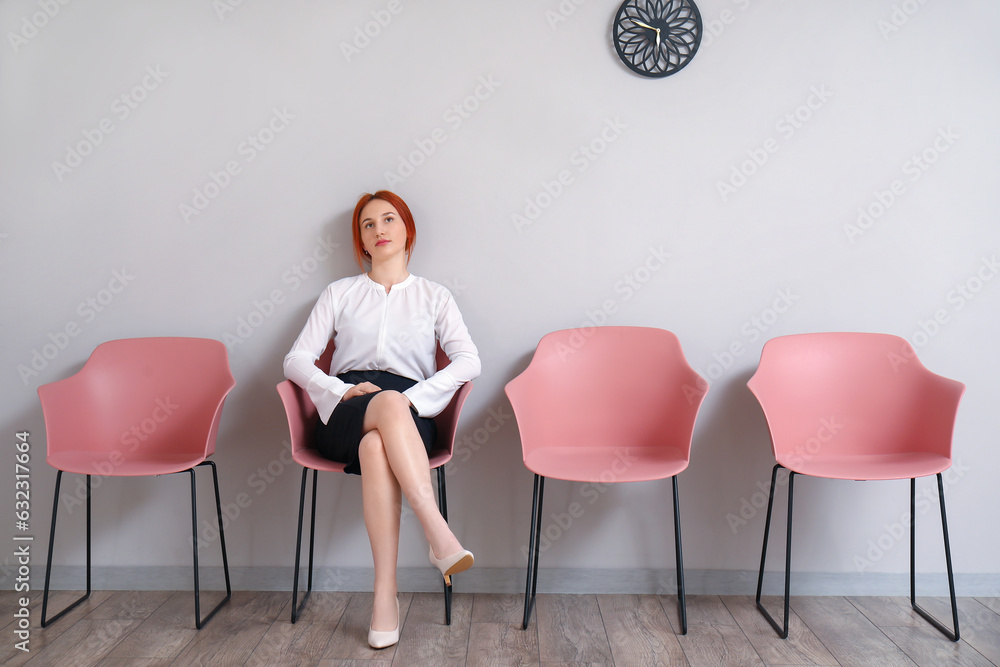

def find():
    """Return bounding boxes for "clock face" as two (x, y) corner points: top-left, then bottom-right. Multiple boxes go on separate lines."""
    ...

(613, 0), (702, 78)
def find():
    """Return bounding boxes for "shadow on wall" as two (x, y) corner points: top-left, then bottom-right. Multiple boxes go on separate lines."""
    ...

(684, 368), (779, 554)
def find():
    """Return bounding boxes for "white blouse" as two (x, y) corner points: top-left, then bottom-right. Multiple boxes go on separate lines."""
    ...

(283, 273), (481, 423)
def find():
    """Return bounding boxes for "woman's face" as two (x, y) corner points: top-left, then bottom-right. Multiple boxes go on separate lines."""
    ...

(359, 198), (407, 262)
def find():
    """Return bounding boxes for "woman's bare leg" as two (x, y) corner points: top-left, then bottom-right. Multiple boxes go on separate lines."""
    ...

(358, 430), (401, 632)
(362, 391), (463, 560)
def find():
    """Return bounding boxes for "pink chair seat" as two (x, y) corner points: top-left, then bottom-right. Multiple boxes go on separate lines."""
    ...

(291, 448), (346, 472)
(47, 451), (210, 476)
(291, 446), (453, 472)
(524, 445), (689, 483)
(748, 332), (963, 474)
(278, 342), (468, 474)
(781, 452), (952, 481)
(39, 337), (234, 474)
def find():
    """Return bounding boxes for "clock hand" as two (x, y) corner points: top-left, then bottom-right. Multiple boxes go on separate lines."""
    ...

(629, 18), (661, 49)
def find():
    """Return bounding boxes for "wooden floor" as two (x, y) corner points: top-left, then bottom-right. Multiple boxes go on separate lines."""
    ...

(3, 591), (999, 666)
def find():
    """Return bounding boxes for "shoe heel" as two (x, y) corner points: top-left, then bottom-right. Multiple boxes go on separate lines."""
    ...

(429, 546), (474, 585)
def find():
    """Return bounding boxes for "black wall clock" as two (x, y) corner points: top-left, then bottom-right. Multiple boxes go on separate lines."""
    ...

(613, 0), (702, 78)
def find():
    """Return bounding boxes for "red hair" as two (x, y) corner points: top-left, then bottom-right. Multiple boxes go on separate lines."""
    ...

(352, 190), (416, 269)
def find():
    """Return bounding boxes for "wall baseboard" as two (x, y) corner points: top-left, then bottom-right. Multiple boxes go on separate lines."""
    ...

(24, 567), (1000, 597)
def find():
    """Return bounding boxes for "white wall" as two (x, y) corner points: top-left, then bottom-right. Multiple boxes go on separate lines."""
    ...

(2, 0), (998, 594)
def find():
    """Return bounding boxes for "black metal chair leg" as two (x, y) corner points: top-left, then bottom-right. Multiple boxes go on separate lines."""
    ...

(307, 469), (318, 591)
(208, 461), (233, 602)
(436, 466), (453, 626)
(41, 472), (92, 627)
(522, 474), (545, 630)
(189, 462), (231, 629)
(437, 466), (449, 522)
(189, 469), (201, 626)
(197, 460), (232, 629)
(671, 475), (687, 635)
(291, 467), (312, 623)
(755, 466), (779, 630)
(910, 474), (960, 641)
(756, 464), (793, 639)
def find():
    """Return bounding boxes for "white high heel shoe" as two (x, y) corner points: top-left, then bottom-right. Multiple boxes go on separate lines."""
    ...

(368, 597), (399, 649)
(429, 546), (474, 586)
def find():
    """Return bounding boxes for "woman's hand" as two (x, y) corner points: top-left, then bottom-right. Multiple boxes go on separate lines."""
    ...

(342, 382), (381, 401)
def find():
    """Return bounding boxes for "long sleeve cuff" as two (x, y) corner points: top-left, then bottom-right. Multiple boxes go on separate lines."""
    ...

(403, 351), (481, 418)
(284, 351), (351, 424)
(307, 373), (352, 424)
(404, 370), (459, 418)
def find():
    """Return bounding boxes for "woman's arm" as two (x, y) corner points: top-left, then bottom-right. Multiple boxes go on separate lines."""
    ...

(283, 286), (355, 423)
(403, 289), (481, 418)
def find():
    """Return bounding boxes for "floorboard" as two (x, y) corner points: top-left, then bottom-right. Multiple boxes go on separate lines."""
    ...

(598, 594), (687, 666)
(3, 591), (995, 666)
(723, 594), (837, 666)
(535, 594), (613, 664)
(791, 596), (916, 666)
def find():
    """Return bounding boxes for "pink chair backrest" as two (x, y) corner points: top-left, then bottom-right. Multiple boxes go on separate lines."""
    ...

(430, 346), (471, 458)
(276, 381), (319, 458)
(38, 338), (236, 464)
(747, 333), (965, 460)
(506, 327), (707, 459)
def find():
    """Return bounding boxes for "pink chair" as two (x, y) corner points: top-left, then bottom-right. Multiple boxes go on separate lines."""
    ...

(37, 337), (235, 629)
(278, 342), (473, 624)
(505, 327), (708, 633)
(748, 332), (964, 641)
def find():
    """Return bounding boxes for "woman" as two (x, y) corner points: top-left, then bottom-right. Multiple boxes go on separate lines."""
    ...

(283, 191), (480, 649)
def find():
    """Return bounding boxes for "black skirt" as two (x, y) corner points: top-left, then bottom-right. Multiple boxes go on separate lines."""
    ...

(313, 369), (437, 475)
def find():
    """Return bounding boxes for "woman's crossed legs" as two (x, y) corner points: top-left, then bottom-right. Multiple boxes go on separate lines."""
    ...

(358, 390), (463, 632)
